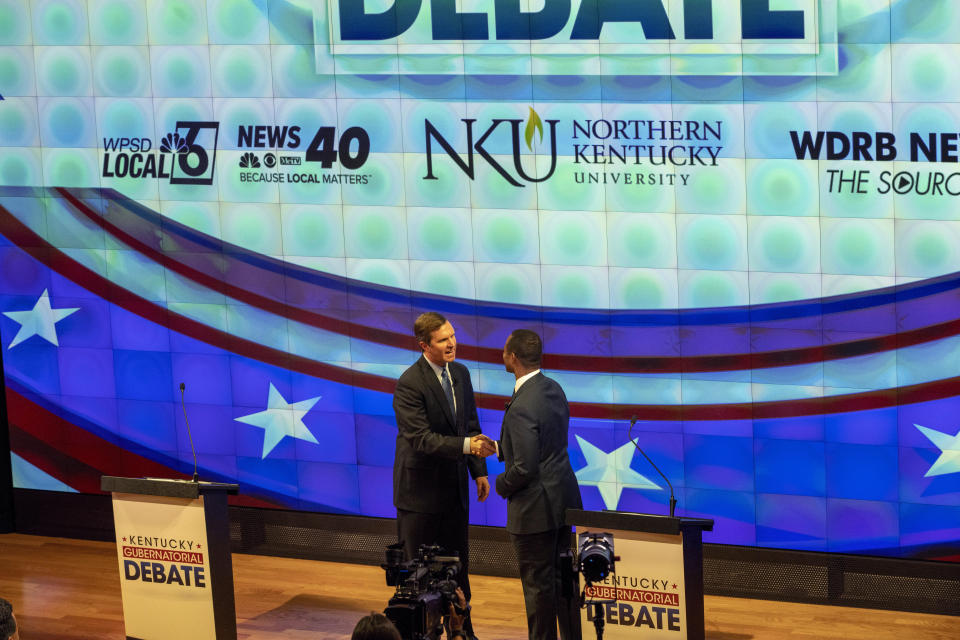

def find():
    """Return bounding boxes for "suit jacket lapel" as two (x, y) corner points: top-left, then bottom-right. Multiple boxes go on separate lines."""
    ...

(419, 357), (456, 430)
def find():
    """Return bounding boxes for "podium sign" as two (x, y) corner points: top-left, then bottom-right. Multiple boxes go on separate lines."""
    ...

(102, 477), (239, 640)
(568, 510), (713, 640)
(113, 492), (216, 639)
(580, 529), (687, 638)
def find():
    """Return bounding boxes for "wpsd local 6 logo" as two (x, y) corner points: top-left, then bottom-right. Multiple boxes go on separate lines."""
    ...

(102, 121), (220, 186)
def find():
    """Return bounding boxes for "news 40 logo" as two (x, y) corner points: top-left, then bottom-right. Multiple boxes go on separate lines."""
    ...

(102, 121), (220, 186)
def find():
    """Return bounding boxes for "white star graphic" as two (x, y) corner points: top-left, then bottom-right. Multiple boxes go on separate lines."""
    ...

(3, 289), (79, 349)
(235, 383), (321, 458)
(915, 423), (960, 477)
(574, 435), (661, 510)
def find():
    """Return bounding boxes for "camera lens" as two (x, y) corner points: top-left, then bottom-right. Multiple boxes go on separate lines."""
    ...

(386, 545), (405, 565)
(580, 552), (611, 582)
(579, 534), (615, 583)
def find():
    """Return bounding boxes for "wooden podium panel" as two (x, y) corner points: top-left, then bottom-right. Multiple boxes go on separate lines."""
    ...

(101, 477), (238, 640)
(567, 510), (714, 640)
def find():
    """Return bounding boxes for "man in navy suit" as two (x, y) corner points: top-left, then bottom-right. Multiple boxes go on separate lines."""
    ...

(496, 329), (583, 640)
(393, 312), (496, 637)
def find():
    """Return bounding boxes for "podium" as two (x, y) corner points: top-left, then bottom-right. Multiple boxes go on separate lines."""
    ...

(566, 509), (714, 640)
(101, 476), (239, 640)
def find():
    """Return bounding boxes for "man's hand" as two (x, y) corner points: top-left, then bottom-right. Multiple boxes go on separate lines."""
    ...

(475, 476), (490, 502)
(469, 434), (497, 457)
(447, 587), (469, 637)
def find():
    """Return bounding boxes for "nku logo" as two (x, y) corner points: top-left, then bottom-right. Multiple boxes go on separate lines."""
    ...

(424, 108), (558, 187)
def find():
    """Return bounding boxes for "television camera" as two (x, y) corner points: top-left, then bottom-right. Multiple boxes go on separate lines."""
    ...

(381, 543), (466, 640)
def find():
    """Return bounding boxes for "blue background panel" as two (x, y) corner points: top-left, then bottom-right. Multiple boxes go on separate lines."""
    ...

(2, 0), (960, 562)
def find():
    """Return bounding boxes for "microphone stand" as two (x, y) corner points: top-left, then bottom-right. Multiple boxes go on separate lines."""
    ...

(628, 415), (676, 517)
(179, 382), (200, 483)
(579, 583), (609, 640)
(592, 601), (605, 640)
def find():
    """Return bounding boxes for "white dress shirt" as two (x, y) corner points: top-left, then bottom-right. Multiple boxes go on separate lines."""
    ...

(513, 369), (541, 394)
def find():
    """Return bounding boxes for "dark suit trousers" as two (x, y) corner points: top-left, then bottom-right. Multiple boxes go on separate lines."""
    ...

(511, 526), (580, 640)
(397, 506), (472, 602)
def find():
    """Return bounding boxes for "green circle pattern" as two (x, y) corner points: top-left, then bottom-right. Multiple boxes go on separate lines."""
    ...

(749, 161), (815, 216)
(617, 273), (665, 308)
(0, 3), (26, 43)
(683, 168), (733, 213)
(682, 217), (739, 270)
(542, 214), (600, 266)
(163, 202), (221, 238)
(618, 218), (661, 265)
(760, 221), (806, 271)
(353, 262), (405, 289)
(96, 0), (136, 41)
(0, 55), (22, 95)
(904, 51), (948, 100)
(218, 48), (262, 96)
(100, 101), (148, 139)
(153, 1), (205, 44)
(829, 224), (883, 275)
(39, 2), (81, 43)
(908, 229), (950, 272)
(758, 279), (805, 304)
(285, 209), (339, 257)
(47, 102), (86, 146)
(0, 105), (27, 145)
(222, 206), (281, 255)
(164, 55), (200, 94)
(97, 51), (141, 96)
(0, 155), (31, 185)
(685, 272), (738, 308)
(351, 211), (400, 257)
(550, 272), (595, 307)
(418, 266), (462, 298)
(414, 213), (459, 260)
(488, 274), (525, 304)
(480, 215), (528, 262)
(41, 50), (84, 95)
(47, 150), (93, 186)
(213, 0), (262, 41)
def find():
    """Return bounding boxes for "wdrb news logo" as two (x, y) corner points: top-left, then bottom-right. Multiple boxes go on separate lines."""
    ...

(102, 121), (220, 186)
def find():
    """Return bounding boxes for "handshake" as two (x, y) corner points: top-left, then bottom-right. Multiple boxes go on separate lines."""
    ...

(469, 434), (497, 457)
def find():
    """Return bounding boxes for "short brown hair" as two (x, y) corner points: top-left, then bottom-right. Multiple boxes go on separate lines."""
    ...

(0, 598), (14, 640)
(506, 329), (542, 368)
(351, 613), (401, 640)
(413, 311), (447, 346)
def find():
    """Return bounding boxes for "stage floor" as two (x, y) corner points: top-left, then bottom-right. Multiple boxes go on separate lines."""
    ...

(0, 533), (957, 639)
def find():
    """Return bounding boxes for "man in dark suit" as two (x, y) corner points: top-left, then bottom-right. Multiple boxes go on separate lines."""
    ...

(495, 329), (583, 640)
(393, 312), (496, 637)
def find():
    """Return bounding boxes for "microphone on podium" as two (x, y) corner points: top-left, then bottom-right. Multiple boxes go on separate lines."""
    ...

(628, 415), (677, 517)
(179, 382), (200, 483)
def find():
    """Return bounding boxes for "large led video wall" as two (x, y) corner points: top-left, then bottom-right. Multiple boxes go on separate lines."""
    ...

(2, 0), (960, 560)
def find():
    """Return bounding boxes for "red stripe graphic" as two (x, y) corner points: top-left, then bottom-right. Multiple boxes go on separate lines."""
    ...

(4, 201), (960, 419)
(6, 388), (279, 508)
(54, 188), (960, 374)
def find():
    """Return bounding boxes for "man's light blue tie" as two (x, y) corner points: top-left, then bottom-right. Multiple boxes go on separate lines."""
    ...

(440, 367), (455, 417)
